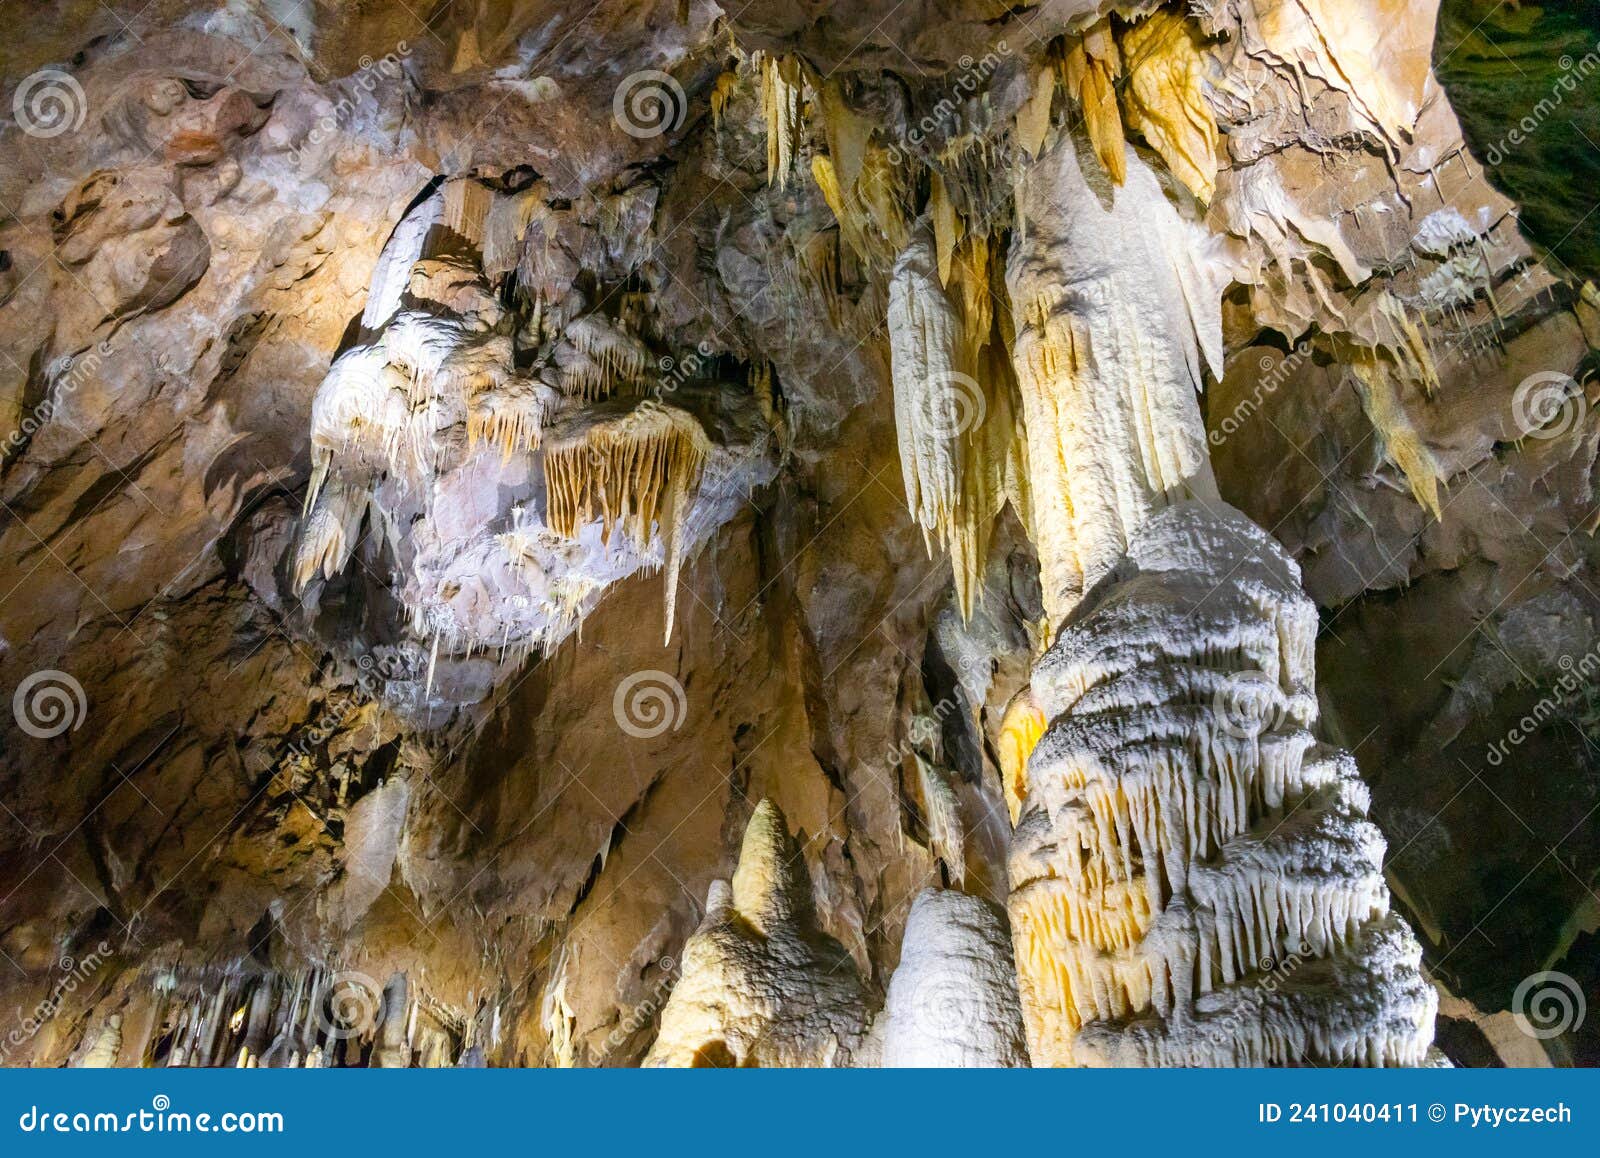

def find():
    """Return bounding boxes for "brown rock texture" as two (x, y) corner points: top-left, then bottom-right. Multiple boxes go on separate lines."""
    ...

(0, 0), (1593, 1067)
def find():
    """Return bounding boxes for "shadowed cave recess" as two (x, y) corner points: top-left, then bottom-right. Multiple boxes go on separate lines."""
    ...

(0, 0), (1596, 1068)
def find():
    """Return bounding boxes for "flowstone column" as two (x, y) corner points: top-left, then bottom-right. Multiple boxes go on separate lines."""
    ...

(1003, 136), (1437, 1066)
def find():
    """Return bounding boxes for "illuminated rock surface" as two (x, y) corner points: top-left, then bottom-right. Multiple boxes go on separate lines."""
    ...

(0, 0), (1594, 1067)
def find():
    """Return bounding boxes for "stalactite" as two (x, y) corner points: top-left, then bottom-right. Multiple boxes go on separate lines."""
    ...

(1345, 291), (1445, 519)
(1000, 119), (1433, 1067)
(443, 178), (493, 247)
(1006, 131), (1221, 623)
(912, 752), (965, 888)
(1016, 62), (1057, 160)
(710, 70), (738, 130)
(1063, 22), (1125, 186)
(542, 944), (579, 1068)
(1240, 0), (1430, 144)
(542, 401), (712, 642)
(293, 479), (369, 592)
(483, 187), (544, 278)
(1119, 11), (1220, 204)
(307, 346), (412, 506)
(811, 147), (912, 268)
(558, 314), (653, 400)
(361, 188), (444, 333)
(760, 53), (808, 188)
(466, 374), (559, 462)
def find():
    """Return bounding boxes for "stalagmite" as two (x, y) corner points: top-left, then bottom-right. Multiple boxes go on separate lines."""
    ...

(645, 801), (873, 1066)
(997, 689), (1047, 826)
(76, 1014), (123, 1067)
(1003, 128), (1435, 1067)
(1009, 502), (1436, 1065)
(371, 973), (410, 1067)
(881, 890), (1028, 1067)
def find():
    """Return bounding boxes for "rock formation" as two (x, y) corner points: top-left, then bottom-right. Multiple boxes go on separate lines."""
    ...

(0, 0), (1595, 1068)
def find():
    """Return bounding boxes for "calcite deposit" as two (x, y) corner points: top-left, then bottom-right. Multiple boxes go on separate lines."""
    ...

(0, 0), (1595, 1068)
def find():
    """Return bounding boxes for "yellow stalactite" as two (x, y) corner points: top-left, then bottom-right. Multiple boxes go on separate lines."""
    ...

(929, 172), (963, 288)
(542, 401), (713, 643)
(443, 178), (493, 247)
(811, 148), (911, 268)
(761, 54), (809, 188)
(819, 79), (872, 196)
(1063, 23), (1125, 185)
(1119, 11), (1220, 203)
(997, 691), (1047, 826)
(710, 70), (737, 130)
(1016, 64), (1057, 160)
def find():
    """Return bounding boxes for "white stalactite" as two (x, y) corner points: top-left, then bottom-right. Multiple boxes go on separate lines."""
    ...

(1005, 135), (1222, 624)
